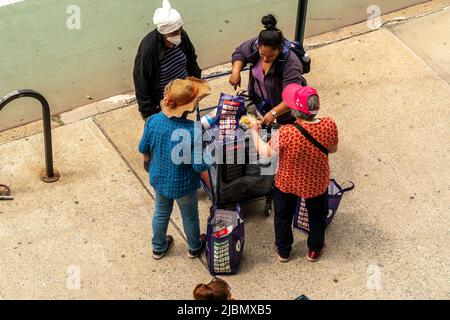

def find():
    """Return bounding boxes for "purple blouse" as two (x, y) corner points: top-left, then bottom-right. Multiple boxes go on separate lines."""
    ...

(251, 59), (269, 101)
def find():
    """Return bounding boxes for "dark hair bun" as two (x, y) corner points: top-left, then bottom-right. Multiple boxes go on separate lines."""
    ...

(261, 14), (277, 29)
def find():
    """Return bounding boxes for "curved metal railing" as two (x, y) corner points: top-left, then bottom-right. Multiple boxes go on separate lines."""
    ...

(0, 89), (60, 183)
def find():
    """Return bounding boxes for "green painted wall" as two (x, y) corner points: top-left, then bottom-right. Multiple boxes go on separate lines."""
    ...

(0, 0), (427, 130)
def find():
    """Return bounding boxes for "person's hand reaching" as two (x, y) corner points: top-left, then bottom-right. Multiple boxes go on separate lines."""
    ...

(262, 111), (277, 126)
(250, 120), (262, 133)
(229, 72), (241, 90)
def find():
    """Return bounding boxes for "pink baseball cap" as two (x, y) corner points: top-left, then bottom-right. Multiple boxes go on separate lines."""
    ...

(282, 84), (320, 115)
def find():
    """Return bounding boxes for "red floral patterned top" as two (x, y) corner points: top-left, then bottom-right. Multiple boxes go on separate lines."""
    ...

(269, 117), (338, 199)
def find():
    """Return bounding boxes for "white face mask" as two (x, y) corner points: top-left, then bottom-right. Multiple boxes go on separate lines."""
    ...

(166, 35), (182, 46)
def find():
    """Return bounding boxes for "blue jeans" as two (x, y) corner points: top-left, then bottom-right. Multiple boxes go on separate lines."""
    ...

(152, 189), (201, 252)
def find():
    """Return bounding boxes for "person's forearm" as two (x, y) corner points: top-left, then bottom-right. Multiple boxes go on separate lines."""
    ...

(134, 55), (154, 119)
(273, 101), (290, 116)
(140, 102), (161, 119)
(135, 89), (156, 119)
(251, 129), (272, 158)
(329, 144), (338, 154)
(232, 60), (244, 74)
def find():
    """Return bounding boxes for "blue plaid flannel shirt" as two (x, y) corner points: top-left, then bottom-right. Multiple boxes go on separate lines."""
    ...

(139, 112), (210, 199)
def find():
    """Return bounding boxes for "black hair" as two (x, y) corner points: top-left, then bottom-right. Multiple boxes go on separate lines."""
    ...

(258, 14), (284, 50)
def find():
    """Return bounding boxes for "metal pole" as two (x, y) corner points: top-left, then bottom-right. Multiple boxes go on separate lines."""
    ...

(295, 0), (309, 44)
(0, 89), (60, 183)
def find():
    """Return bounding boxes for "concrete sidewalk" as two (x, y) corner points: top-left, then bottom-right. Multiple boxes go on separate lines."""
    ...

(1, 3), (449, 299)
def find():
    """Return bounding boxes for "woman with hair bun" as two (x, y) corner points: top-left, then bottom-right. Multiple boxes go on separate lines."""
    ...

(193, 278), (235, 300)
(230, 14), (307, 126)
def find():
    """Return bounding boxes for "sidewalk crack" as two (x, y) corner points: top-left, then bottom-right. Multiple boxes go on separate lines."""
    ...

(92, 117), (209, 270)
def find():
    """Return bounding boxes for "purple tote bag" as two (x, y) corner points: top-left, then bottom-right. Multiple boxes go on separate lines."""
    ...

(206, 205), (245, 275)
(294, 179), (354, 233)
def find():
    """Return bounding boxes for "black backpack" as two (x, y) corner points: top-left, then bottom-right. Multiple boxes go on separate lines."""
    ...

(252, 39), (311, 75)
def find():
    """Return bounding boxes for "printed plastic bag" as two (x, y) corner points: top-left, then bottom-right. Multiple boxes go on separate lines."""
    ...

(214, 93), (246, 140)
(206, 206), (245, 275)
(294, 180), (354, 233)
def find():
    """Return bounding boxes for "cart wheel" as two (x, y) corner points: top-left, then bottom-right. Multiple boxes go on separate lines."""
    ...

(264, 201), (271, 217)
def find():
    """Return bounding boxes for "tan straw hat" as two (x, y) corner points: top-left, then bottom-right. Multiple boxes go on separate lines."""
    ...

(161, 77), (210, 118)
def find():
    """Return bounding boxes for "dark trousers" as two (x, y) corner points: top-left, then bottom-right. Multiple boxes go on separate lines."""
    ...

(273, 186), (328, 256)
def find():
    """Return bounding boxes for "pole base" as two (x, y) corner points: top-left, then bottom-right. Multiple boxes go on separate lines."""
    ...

(41, 170), (60, 183)
(0, 184), (11, 196)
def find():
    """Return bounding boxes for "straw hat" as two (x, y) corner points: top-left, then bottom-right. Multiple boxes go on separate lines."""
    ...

(161, 77), (210, 118)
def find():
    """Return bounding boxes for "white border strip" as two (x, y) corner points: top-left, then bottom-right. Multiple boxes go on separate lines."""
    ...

(0, 0), (25, 8)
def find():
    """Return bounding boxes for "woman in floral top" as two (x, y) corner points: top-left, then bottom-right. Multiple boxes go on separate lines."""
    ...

(251, 85), (338, 263)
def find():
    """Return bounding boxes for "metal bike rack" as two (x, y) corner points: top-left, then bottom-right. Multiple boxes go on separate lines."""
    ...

(0, 89), (60, 183)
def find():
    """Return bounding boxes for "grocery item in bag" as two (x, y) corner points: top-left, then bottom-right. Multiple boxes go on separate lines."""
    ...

(201, 109), (218, 129)
(239, 114), (258, 130)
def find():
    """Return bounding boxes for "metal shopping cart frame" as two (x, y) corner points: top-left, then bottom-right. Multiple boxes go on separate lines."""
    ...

(196, 94), (274, 217)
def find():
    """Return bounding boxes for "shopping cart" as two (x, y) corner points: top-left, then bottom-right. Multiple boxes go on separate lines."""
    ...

(197, 93), (275, 217)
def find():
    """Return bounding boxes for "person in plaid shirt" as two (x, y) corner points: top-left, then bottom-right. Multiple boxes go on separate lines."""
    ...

(139, 77), (211, 260)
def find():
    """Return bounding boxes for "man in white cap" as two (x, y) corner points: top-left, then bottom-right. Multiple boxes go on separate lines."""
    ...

(133, 0), (201, 120)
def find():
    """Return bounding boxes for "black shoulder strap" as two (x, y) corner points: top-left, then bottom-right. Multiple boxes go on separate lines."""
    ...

(251, 39), (258, 52)
(293, 123), (329, 156)
(275, 40), (291, 77)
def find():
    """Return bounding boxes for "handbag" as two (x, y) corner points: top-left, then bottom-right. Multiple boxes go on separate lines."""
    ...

(253, 78), (274, 116)
(294, 179), (354, 233)
(205, 205), (245, 275)
(291, 122), (354, 233)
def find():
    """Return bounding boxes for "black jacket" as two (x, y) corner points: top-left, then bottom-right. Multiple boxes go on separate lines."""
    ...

(133, 29), (202, 118)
